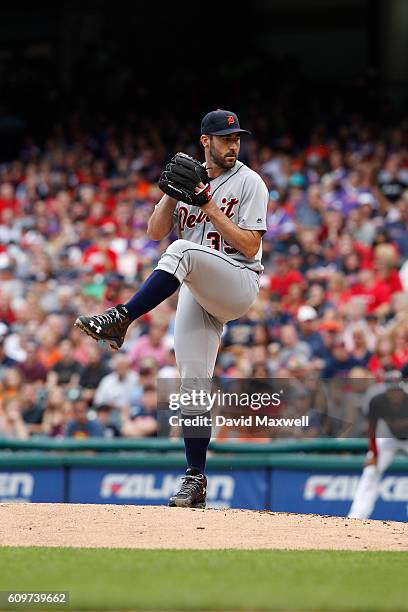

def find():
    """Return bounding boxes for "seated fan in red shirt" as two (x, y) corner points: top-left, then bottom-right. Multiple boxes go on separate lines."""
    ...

(269, 254), (304, 296)
(82, 223), (118, 274)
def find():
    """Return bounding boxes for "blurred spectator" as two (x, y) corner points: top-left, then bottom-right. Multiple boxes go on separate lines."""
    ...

(378, 155), (406, 203)
(21, 384), (44, 435)
(306, 283), (334, 318)
(296, 305), (325, 358)
(339, 367), (374, 437)
(347, 327), (372, 367)
(0, 294), (16, 326)
(42, 387), (73, 437)
(82, 225), (118, 274)
(265, 195), (296, 241)
(0, 335), (17, 371)
(0, 397), (28, 439)
(322, 337), (360, 379)
(128, 358), (159, 414)
(0, 368), (24, 402)
(78, 343), (111, 402)
(386, 192), (408, 259)
(65, 398), (104, 438)
(269, 254), (304, 297)
(389, 324), (408, 368)
(279, 325), (311, 365)
(284, 387), (323, 439)
(265, 293), (292, 342)
(93, 353), (138, 409)
(280, 281), (306, 317)
(295, 185), (322, 228)
(48, 339), (83, 386)
(122, 384), (158, 437)
(129, 322), (169, 370)
(17, 342), (47, 383)
(367, 336), (395, 379)
(222, 312), (258, 348)
(37, 333), (62, 370)
(95, 404), (122, 438)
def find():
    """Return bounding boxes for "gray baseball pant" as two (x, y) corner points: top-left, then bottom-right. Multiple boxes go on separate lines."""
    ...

(156, 239), (260, 415)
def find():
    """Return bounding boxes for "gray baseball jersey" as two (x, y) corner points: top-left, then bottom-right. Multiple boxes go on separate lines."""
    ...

(156, 161), (268, 415)
(172, 161), (268, 272)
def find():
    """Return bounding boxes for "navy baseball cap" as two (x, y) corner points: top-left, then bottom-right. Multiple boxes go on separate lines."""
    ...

(201, 109), (251, 136)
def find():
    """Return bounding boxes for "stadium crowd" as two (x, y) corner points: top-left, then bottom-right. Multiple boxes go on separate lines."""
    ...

(0, 114), (408, 440)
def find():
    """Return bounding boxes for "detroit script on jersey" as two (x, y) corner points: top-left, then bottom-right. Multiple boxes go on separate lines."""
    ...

(173, 161), (268, 272)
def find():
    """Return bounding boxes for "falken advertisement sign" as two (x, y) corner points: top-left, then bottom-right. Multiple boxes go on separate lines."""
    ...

(270, 469), (408, 521)
(69, 468), (268, 509)
(1, 465), (407, 520)
(0, 470), (64, 503)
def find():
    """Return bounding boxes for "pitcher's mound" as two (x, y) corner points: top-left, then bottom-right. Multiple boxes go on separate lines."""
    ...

(0, 503), (407, 551)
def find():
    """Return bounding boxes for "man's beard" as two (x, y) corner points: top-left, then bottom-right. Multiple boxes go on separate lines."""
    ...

(209, 143), (236, 170)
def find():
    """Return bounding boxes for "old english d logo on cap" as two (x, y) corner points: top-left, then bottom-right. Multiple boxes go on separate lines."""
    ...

(201, 110), (251, 136)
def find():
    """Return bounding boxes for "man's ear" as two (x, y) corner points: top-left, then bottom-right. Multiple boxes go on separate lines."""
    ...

(200, 135), (209, 149)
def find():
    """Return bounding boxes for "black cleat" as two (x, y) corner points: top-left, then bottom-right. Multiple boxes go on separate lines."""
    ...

(74, 304), (131, 350)
(169, 468), (207, 508)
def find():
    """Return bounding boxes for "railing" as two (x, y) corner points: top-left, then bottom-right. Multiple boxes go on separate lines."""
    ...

(0, 437), (369, 454)
(1, 451), (408, 471)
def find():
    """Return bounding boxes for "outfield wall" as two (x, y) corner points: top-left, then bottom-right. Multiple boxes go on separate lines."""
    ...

(1, 450), (408, 521)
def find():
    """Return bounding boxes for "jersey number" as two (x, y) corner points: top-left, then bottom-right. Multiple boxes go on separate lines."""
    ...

(206, 231), (238, 255)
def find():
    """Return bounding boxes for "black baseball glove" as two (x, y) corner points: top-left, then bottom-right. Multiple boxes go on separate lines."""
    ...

(158, 152), (212, 207)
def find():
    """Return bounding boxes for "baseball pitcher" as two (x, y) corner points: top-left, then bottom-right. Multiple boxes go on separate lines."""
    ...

(75, 109), (268, 508)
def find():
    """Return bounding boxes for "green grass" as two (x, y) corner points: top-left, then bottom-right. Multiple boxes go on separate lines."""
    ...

(0, 548), (407, 611)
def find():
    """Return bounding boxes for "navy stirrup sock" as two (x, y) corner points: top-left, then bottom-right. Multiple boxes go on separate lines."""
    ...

(182, 421), (212, 474)
(124, 269), (180, 321)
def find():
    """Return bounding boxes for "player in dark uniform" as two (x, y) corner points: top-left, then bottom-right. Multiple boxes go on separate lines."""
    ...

(348, 370), (408, 518)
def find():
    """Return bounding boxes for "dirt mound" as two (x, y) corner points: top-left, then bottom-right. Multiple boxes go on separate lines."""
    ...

(0, 503), (407, 551)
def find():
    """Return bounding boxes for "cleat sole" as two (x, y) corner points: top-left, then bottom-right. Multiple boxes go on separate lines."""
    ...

(74, 320), (122, 351)
(169, 498), (206, 509)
